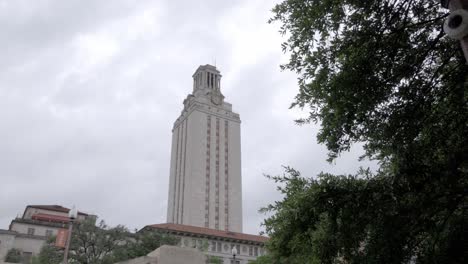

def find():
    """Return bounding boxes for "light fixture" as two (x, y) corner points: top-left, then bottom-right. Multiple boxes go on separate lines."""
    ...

(63, 205), (77, 264)
(231, 246), (237, 260)
(68, 206), (78, 219)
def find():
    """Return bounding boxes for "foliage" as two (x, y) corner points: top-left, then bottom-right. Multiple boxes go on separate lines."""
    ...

(249, 254), (275, 264)
(37, 237), (63, 264)
(36, 219), (178, 264)
(262, 167), (468, 263)
(270, 0), (466, 162)
(206, 255), (223, 264)
(264, 0), (468, 263)
(69, 219), (130, 264)
(30, 256), (41, 264)
(112, 229), (179, 261)
(201, 239), (222, 264)
(4, 248), (21, 263)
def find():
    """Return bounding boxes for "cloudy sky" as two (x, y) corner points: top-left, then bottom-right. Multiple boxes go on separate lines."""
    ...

(0, 0), (376, 235)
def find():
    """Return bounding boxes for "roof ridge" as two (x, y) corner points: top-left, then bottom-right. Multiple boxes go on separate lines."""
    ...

(147, 223), (268, 243)
(26, 205), (88, 216)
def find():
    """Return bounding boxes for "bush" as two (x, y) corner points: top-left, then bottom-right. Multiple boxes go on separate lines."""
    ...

(4, 248), (22, 263)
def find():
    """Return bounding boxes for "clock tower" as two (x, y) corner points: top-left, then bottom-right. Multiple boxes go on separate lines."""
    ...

(191, 65), (225, 105)
(166, 64), (243, 232)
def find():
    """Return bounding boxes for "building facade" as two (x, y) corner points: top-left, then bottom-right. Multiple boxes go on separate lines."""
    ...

(0, 205), (93, 263)
(167, 65), (243, 233)
(144, 223), (267, 264)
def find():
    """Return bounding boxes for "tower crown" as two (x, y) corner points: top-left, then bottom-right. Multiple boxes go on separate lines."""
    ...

(192, 64), (222, 94)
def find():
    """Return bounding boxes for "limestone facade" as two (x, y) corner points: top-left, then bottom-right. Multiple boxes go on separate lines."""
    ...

(114, 245), (206, 264)
(167, 65), (242, 233)
(0, 205), (93, 262)
(144, 223), (267, 264)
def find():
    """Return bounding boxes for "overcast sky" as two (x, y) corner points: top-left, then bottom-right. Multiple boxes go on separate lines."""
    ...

(0, 0), (376, 235)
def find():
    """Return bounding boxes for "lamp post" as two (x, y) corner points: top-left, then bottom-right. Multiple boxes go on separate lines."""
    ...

(231, 246), (238, 263)
(62, 206), (77, 264)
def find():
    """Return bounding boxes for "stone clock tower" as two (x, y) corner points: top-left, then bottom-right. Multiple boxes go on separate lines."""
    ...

(166, 64), (242, 233)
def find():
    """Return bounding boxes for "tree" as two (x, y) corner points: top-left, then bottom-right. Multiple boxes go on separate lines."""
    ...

(112, 229), (179, 261)
(249, 254), (275, 264)
(36, 219), (129, 264)
(4, 248), (21, 263)
(206, 255), (223, 264)
(36, 219), (179, 264)
(263, 0), (468, 263)
(69, 219), (130, 264)
(36, 237), (63, 264)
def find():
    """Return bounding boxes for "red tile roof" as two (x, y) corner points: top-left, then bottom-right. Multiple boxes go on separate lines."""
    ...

(31, 213), (70, 223)
(26, 205), (88, 216)
(146, 223), (268, 244)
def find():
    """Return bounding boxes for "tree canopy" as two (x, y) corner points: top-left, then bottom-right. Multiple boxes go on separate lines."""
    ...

(36, 219), (179, 264)
(4, 248), (22, 263)
(262, 0), (467, 263)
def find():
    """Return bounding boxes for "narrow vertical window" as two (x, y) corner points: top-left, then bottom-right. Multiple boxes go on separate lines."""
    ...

(211, 73), (214, 88)
(215, 118), (220, 229)
(205, 115), (212, 228)
(224, 120), (229, 230)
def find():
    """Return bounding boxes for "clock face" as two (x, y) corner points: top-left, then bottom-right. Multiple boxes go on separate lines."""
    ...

(211, 93), (222, 105)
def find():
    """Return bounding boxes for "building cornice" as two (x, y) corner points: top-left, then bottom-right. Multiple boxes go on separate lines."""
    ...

(142, 225), (267, 246)
(0, 228), (48, 240)
(23, 205), (88, 217)
(11, 218), (69, 229)
(0, 229), (17, 235)
(173, 101), (241, 131)
(15, 233), (48, 240)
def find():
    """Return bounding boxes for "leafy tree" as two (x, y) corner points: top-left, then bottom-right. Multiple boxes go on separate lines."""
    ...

(263, 0), (468, 263)
(249, 254), (275, 264)
(36, 219), (178, 264)
(69, 219), (130, 264)
(4, 248), (21, 263)
(30, 256), (41, 264)
(36, 219), (129, 264)
(112, 229), (179, 261)
(206, 255), (223, 264)
(36, 237), (63, 264)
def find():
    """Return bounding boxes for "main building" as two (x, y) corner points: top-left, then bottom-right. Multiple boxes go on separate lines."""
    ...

(144, 65), (268, 263)
(166, 65), (242, 233)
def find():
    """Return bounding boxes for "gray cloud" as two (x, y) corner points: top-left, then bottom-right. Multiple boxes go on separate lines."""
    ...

(0, 0), (376, 235)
